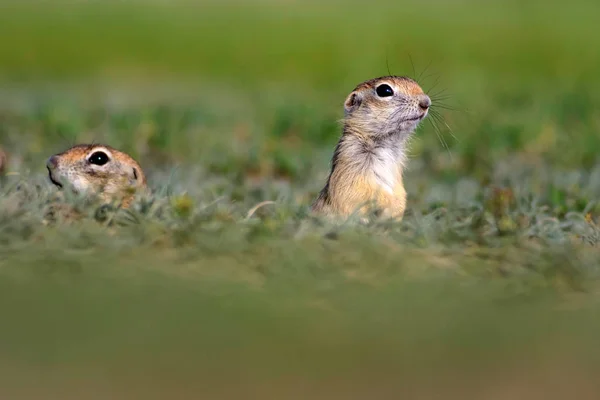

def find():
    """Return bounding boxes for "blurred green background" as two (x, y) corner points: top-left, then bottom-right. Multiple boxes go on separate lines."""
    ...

(2, 0), (599, 173)
(1, 0), (600, 398)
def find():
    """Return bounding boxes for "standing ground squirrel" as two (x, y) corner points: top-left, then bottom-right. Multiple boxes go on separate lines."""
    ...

(47, 144), (147, 208)
(311, 76), (430, 220)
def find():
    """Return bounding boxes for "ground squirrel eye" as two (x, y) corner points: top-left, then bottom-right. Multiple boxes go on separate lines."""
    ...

(376, 84), (394, 98)
(88, 151), (110, 166)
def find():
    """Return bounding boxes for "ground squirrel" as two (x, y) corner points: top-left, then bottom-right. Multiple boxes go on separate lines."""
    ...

(47, 144), (147, 208)
(311, 76), (430, 220)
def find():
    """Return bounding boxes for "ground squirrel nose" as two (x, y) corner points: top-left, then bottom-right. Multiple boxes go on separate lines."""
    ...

(47, 155), (59, 170)
(419, 96), (431, 111)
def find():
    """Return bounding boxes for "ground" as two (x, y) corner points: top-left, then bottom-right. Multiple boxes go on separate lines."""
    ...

(0, 0), (600, 398)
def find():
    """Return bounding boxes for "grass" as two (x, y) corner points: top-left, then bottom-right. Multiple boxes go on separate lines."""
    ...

(1, 0), (600, 398)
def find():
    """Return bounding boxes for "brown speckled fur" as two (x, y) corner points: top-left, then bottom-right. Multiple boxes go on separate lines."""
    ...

(47, 144), (147, 208)
(312, 76), (430, 221)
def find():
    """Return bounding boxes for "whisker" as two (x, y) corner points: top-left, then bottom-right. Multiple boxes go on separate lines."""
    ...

(429, 88), (449, 99)
(430, 95), (453, 103)
(55, 129), (71, 147)
(433, 104), (464, 113)
(426, 76), (442, 94)
(430, 95), (454, 104)
(386, 53), (392, 77)
(431, 98), (463, 110)
(428, 113), (453, 161)
(429, 95), (457, 106)
(431, 98), (454, 106)
(430, 110), (459, 144)
(418, 56), (445, 84)
(408, 53), (417, 79)
(420, 71), (441, 85)
(436, 113), (459, 143)
(428, 114), (445, 145)
(417, 59), (433, 82)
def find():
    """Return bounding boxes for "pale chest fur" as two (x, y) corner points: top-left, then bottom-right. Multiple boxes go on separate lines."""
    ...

(369, 143), (406, 195)
(322, 135), (408, 218)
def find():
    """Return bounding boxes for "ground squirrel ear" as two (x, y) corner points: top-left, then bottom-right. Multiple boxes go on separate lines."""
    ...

(344, 91), (362, 114)
(132, 167), (138, 180)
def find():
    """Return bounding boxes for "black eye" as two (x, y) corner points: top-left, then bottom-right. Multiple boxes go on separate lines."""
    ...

(88, 151), (109, 166)
(376, 84), (394, 98)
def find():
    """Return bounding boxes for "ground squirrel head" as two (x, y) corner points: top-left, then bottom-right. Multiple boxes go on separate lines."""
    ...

(343, 75), (430, 139)
(46, 144), (147, 207)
